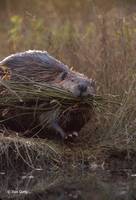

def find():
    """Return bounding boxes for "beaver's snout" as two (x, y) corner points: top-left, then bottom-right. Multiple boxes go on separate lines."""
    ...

(75, 81), (95, 97)
(77, 83), (88, 97)
(78, 83), (87, 93)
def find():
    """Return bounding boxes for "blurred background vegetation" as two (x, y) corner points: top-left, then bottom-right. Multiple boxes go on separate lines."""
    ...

(0, 0), (135, 143)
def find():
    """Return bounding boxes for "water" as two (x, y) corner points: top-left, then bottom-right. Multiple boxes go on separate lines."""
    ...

(0, 168), (136, 200)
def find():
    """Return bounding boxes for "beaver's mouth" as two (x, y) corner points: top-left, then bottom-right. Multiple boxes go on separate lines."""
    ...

(78, 93), (95, 99)
(73, 89), (95, 98)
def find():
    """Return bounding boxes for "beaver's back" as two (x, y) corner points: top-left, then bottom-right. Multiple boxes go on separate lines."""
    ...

(0, 50), (69, 82)
(0, 50), (96, 97)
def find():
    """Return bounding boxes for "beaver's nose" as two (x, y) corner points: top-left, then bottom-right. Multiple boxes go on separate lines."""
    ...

(78, 84), (87, 93)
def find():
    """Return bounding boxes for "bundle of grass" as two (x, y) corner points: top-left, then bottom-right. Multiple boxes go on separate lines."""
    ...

(0, 78), (103, 140)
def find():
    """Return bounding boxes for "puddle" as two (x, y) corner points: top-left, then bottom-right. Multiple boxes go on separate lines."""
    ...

(0, 168), (136, 200)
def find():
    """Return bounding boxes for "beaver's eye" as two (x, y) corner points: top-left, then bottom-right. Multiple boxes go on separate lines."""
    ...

(61, 72), (67, 80)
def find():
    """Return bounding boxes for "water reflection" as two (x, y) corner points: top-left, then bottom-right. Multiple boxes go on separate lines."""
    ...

(0, 168), (136, 200)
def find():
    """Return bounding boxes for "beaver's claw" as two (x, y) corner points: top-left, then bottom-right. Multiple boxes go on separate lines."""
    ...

(64, 132), (79, 139)
(72, 131), (78, 137)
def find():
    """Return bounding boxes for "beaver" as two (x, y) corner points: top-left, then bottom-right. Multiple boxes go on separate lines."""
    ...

(0, 50), (96, 139)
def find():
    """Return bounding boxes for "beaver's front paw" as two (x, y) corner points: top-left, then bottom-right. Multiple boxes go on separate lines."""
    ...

(65, 131), (79, 139)
(51, 121), (79, 140)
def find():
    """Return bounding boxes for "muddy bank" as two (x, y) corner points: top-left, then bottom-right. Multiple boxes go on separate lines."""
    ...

(1, 130), (136, 172)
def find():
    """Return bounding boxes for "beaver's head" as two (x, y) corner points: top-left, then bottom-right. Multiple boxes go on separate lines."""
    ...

(55, 70), (96, 97)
